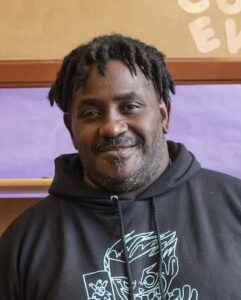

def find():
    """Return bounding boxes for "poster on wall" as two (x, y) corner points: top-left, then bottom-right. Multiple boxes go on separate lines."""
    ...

(0, 0), (240, 59)
(176, 0), (241, 56)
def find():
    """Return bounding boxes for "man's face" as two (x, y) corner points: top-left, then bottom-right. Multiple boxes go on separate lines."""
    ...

(65, 60), (169, 193)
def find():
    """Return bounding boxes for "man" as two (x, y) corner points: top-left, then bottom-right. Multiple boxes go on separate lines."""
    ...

(0, 34), (241, 300)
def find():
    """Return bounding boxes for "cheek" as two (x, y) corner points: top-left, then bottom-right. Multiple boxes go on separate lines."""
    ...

(137, 116), (162, 139)
(77, 136), (92, 152)
(72, 127), (95, 154)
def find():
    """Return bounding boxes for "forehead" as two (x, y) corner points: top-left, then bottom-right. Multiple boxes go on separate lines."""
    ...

(73, 59), (156, 101)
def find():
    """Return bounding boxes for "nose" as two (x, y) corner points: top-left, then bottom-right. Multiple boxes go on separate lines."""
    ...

(99, 116), (128, 137)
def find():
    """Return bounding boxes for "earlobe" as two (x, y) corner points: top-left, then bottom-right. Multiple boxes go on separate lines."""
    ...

(63, 113), (78, 150)
(159, 99), (171, 134)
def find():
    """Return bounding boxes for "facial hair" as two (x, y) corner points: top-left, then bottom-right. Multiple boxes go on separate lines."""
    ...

(83, 123), (167, 193)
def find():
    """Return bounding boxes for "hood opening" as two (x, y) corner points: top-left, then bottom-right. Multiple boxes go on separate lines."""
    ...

(49, 141), (200, 202)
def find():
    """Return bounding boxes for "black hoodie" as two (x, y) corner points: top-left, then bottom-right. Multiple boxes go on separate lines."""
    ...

(1, 141), (241, 300)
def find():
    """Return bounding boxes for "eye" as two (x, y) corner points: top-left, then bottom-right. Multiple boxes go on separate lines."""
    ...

(79, 110), (101, 120)
(124, 104), (138, 110)
(121, 102), (143, 114)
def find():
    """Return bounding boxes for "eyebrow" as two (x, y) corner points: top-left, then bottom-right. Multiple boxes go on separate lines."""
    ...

(77, 98), (99, 108)
(114, 92), (144, 102)
(76, 92), (144, 109)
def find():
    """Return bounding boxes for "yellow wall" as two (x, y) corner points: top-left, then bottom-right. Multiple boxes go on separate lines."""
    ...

(0, 0), (241, 59)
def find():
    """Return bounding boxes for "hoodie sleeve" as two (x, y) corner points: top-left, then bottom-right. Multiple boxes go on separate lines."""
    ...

(0, 226), (21, 300)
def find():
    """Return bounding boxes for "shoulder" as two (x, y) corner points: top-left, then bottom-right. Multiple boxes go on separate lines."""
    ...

(0, 195), (76, 264)
(1, 195), (61, 241)
(191, 168), (241, 208)
(197, 168), (241, 189)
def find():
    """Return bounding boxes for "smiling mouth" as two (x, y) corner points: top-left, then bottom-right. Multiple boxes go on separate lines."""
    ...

(97, 145), (137, 158)
(98, 145), (135, 152)
(92, 135), (141, 154)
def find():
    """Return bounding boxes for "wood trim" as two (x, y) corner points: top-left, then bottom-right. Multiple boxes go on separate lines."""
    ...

(0, 60), (60, 87)
(0, 59), (241, 87)
(0, 178), (52, 188)
(0, 178), (52, 196)
(168, 59), (241, 84)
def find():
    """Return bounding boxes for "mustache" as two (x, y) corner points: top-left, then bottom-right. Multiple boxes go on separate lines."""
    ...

(92, 135), (141, 152)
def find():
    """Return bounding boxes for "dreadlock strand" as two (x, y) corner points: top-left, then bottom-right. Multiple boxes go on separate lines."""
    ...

(48, 33), (175, 112)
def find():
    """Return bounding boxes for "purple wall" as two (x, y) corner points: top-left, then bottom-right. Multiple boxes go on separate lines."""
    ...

(0, 85), (241, 179)
(0, 88), (74, 178)
(168, 84), (241, 178)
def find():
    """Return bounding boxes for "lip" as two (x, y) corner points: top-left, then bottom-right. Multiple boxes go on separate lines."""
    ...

(97, 143), (137, 152)
(97, 145), (137, 158)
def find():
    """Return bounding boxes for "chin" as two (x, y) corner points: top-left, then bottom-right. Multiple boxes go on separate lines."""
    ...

(89, 165), (148, 193)
(99, 170), (132, 183)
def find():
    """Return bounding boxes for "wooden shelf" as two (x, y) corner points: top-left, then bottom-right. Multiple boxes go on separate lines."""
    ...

(0, 59), (241, 87)
(0, 178), (52, 198)
(0, 179), (52, 233)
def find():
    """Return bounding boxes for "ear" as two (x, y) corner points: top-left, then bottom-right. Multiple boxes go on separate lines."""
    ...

(63, 113), (78, 150)
(159, 99), (171, 134)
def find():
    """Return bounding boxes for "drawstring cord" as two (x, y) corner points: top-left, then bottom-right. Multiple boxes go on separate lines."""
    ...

(111, 195), (166, 300)
(111, 195), (135, 300)
(152, 197), (166, 300)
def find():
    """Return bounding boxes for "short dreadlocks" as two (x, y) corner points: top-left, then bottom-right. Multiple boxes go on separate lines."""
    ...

(48, 34), (175, 112)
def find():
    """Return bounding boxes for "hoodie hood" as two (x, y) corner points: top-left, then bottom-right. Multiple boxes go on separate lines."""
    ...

(49, 141), (201, 200)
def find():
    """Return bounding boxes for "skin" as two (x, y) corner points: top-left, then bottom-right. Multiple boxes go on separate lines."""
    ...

(64, 60), (170, 198)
